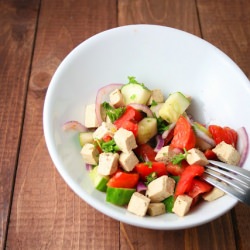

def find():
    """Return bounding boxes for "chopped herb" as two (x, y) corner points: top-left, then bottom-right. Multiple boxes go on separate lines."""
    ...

(155, 115), (170, 133)
(97, 139), (120, 153)
(145, 161), (153, 168)
(145, 172), (157, 185)
(102, 102), (125, 123)
(127, 76), (148, 89)
(151, 100), (158, 106)
(130, 94), (136, 100)
(171, 149), (188, 165)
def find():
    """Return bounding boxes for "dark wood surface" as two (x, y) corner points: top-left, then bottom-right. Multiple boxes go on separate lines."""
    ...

(1, 0), (249, 249)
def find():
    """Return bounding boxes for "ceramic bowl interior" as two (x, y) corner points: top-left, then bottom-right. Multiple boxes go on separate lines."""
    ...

(43, 24), (250, 230)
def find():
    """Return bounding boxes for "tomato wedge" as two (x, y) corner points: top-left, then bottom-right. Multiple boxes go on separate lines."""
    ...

(166, 160), (189, 176)
(187, 179), (213, 198)
(114, 105), (143, 128)
(134, 143), (157, 162)
(170, 115), (196, 150)
(135, 162), (167, 181)
(208, 125), (238, 147)
(175, 164), (204, 196)
(107, 171), (139, 188)
(204, 149), (217, 160)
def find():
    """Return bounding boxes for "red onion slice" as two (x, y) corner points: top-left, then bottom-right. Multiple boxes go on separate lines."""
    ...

(237, 127), (249, 167)
(62, 121), (87, 132)
(193, 126), (216, 147)
(136, 181), (147, 193)
(162, 122), (176, 139)
(128, 103), (154, 117)
(95, 83), (123, 125)
(85, 163), (93, 171)
(154, 134), (165, 152)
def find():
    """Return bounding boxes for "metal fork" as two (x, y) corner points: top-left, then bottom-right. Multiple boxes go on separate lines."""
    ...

(202, 160), (250, 206)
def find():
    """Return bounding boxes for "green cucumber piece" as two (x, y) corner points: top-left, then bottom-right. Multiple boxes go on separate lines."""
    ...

(159, 92), (190, 123)
(162, 195), (175, 213)
(79, 132), (94, 147)
(106, 187), (135, 206)
(121, 83), (151, 105)
(136, 117), (157, 145)
(89, 167), (109, 192)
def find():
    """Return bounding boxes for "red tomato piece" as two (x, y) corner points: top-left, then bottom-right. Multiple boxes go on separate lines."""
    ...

(102, 134), (112, 142)
(135, 162), (167, 181)
(114, 105), (143, 128)
(164, 128), (175, 145)
(187, 179), (213, 198)
(120, 120), (138, 137)
(208, 125), (238, 147)
(134, 143), (157, 162)
(170, 115), (196, 150)
(204, 149), (217, 160)
(166, 160), (189, 176)
(107, 171), (139, 188)
(175, 164), (204, 196)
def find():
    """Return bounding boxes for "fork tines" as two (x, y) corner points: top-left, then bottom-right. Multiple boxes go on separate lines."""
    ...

(202, 160), (250, 206)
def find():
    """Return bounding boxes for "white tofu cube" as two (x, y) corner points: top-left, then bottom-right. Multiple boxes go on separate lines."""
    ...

(92, 122), (117, 140)
(84, 104), (98, 128)
(109, 89), (125, 108)
(97, 152), (119, 176)
(114, 128), (137, 153)
(147, 89), (164, 105)
(146, 176), (175, 202)
(212, 141), (240, 165)
(80, 143), (99, 165)
(172, 195), (193, 217)
(186, 148), (209, 166)
(147, 203), (166, 216)
(155, 146), (178, 164)
(202, 187), (225, 201)
(127, 192), (150, 217)
(119, 151), (139, 172)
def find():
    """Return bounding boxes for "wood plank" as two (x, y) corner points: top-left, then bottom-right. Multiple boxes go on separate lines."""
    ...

(197, 1), (250, 248)
(118, 1), (238, 249)
(6, 0), (119, 249)
(0, 0), (40, 249)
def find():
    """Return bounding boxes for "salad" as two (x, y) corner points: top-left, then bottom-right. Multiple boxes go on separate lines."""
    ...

(63, 76), (248, 217)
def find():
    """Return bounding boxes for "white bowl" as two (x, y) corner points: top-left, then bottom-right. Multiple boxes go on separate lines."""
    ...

(43, 24), (250, 230)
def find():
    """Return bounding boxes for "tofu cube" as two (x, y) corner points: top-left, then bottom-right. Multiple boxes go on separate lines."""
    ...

(186, 148), (209, 166)
(127, 192), (150, 217)
(80, 143), (99, 165)
(155, 146), (178, 164)
(93, 122), (117, 140)
(147, 203), (166, 216)
(212, 141), (240, 165)
(97, 152), (119, 176)
(172, 195), (193, 217)
(109, 89), (125, 108)
(147, 89), (164, 105)
(146, 176), (175, 202)
(84, 104), (98, 128)
(202, 187), (225, 201)
(114, 128), (137, 153)
(119, 151), (139, 172)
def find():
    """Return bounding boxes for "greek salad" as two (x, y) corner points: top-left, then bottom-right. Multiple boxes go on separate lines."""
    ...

(63, 76), (248, 217)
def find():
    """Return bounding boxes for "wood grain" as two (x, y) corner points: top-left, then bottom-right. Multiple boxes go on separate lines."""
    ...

(0, 0), (39, 249)
(6, 0), (119, 249)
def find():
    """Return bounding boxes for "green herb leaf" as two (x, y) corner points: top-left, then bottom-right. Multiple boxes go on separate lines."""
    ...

(98, 139), (120, 153)
(145, 161), (153, 168)
(155, 115), (169, 133)
(145, 172), (157, 185)
(151, 100), (158, 106)
(102, 102), (125, 123)
(171, 149), (188, 165)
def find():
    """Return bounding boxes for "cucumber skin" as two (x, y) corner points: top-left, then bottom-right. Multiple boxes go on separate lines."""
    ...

(106, 187), (135, 206)
(121, 83), (151, 105)
(89, 167), (109, 192)
(159, 92), (190, 123)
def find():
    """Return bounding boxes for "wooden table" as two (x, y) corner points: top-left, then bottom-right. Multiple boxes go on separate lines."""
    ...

(1, 0), (250, 249)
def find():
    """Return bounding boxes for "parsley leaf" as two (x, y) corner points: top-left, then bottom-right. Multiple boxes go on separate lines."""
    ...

(151, 100), (158, 107)
(155, 116), (170, 133)
(171, 149), (188, 165)
(145, 161), (153, 168)
(145, 172), (157, 185)
(97, 139), (120, 153)
(102, 102), (125, 123)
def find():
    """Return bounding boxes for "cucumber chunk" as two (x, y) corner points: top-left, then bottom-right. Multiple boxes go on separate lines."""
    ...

(121, 83), (151, 105)
(136, 117), (157, 145)
(106, 187), (135, 206)
(79, 132), (94, 147)
(89, 167), (109, 192)
(159, 92), (190, 123)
